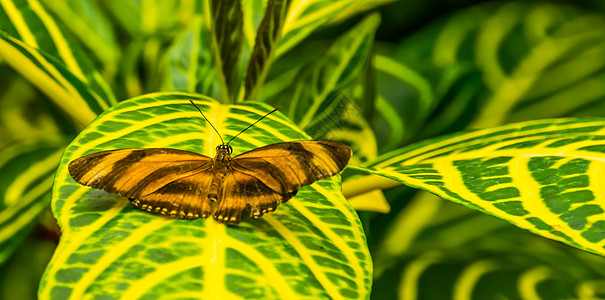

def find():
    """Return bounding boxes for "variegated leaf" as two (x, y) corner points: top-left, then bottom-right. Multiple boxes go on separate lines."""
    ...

(0, 0), (116, 108)
(278, 0), (363, 57)
(359, 118), (605, 256)
(264, 13), (379, 130)
(0, 138), (65, 264)
(41, 92), (371, 299)
(373, 200), (605, 299)
(377, 1), (605, 146)
(0, 32), (102, 127)
(329, 0), (395, 24)
(38, 0), (119, 73)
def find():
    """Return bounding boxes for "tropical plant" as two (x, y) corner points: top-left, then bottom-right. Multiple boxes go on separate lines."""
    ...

(2, 0), (605, 299)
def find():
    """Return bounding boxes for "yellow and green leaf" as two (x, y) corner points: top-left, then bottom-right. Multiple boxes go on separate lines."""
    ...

(0, 32), (103, 128)
(42, 92), (371, 299)
(0, 138), (65, 264)
(372, 202), (605, 299)
(358, 118), (605, 256)
(264, 13), (379, 128)
(0, 0), (116, 108)
(38, 0), (119, 74)
(377, 1), (605, 145)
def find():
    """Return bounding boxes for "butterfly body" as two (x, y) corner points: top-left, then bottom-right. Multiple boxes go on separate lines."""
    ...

(208, 145), (233, 202)
(69, 141), (351, 224)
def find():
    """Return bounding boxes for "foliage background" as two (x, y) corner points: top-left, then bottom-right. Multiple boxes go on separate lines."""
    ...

(2, 0), (605, 299)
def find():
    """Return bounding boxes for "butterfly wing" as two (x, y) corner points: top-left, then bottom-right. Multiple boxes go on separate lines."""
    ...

(216, 140), (351, 222)
(69, 141), (351, 223)
(68, 148), (215, 219)
(213, 169), (291, 223)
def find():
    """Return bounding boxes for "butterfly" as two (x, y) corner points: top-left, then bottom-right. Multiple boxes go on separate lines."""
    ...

(68, 100), (351, 224)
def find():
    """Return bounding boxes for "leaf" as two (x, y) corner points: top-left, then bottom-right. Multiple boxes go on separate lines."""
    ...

(244, 0), (291, 100)
(0, 75), (65, 145)
(381, 1), (605, 138)
(210, 0), (244, 103)
(348, 190), (390, 214)
(38, 0), (119, 72)
(102, 0), (198, 37)
(471, 2), (605, 127)
(0, 0), (117, 106)
(0, 138), (65, 264)
(328, 0), (395, 24)
(240, 0), (266, 51)
(160, 16), (220, 99)
(358, 118), (605, 256)
(0, 234), (57, 299)
(41, 92), (371, 299)
(303, 94), (377, 164)
(0, 32), (102, 127)
(373, 54), (444, 150)
(278, 0), (362, 57)
(264, 13), (380, 129)
(372, 200), (605, 299)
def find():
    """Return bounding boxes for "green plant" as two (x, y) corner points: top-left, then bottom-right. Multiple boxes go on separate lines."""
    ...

(2, 0), (605, 299)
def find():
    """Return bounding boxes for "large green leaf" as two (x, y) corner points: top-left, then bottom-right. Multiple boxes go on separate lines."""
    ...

(357, 118), (605, 256)
(0, 0), (116, 107)
(0, 138), (64, 264)
(41, 92), (371, 299)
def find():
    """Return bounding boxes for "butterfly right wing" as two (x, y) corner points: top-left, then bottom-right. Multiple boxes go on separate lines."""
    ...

(231, 140), (351, 195)
(68, 148), (215, 219)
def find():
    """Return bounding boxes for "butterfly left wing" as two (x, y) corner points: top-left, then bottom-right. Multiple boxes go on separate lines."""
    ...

(68, 148), (215, 218)
(216, 140), (351, 223)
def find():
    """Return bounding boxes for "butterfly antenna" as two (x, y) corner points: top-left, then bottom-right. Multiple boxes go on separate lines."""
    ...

(226, 106), (281, 145)
(189, 100), (225, 145)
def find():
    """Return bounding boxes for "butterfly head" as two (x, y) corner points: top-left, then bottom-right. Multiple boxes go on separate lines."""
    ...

(215, 144), (233, 162)
(216, 144), (233, 155)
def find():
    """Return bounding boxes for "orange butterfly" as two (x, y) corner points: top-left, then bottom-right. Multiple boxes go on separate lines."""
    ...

(68, 101), (351, 224)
